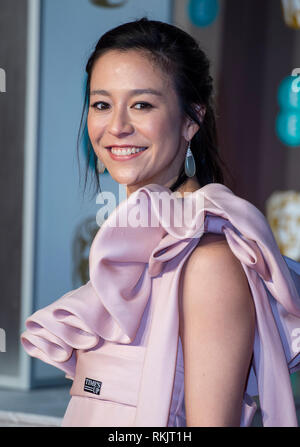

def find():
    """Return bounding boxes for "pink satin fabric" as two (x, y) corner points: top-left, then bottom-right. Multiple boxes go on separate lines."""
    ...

(20, 183), (300, 426)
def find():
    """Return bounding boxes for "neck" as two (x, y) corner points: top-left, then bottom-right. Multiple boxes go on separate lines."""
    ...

(170, 175), (201, 196)
(126, 175), (201, 199)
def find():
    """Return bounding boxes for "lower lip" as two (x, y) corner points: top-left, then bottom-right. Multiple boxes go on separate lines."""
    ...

(107, 148), (148, 161)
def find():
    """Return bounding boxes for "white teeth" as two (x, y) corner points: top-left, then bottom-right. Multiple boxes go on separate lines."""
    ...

(110, 147), (147, 155)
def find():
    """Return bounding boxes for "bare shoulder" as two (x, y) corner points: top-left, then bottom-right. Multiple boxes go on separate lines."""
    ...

(179, 232), (256, 426)
(182, 232), (245, 281)
(189, 232), (230, 258)
(179, 231), (256, 340)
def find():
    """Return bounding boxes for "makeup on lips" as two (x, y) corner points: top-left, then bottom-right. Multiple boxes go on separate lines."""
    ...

(107, 145), (148, 161)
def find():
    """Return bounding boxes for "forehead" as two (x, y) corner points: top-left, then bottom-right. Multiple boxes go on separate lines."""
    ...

(90, 49), (171, 89)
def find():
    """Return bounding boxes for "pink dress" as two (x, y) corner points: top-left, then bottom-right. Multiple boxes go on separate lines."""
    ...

(21, 183), (300, 426)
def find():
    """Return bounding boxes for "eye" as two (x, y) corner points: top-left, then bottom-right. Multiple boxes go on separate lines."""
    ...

(133, 102), (153, 110)
(90, 101), (153, 111)
(90, 101), (110, 110)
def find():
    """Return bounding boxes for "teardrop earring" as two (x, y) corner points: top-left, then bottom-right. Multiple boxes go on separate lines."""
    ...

(97, 158), (106, 174)
(184, 141), (196, 177)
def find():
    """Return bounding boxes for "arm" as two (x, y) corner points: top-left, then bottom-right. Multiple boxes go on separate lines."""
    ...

(179, 233), (256, 426)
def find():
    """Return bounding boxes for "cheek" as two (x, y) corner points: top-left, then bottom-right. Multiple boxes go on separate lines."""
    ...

(143, 112), (179, 141)
(87, 113), (104, 141)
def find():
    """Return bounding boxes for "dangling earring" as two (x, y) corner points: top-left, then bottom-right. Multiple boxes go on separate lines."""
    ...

(184, 141), (196, 177)
(97, 158), (106, 174)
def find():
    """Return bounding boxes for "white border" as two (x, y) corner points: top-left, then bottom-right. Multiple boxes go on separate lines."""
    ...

(0, 0), (42, 389)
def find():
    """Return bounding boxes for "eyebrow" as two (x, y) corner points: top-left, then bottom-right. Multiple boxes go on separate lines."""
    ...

(89, 88), (163, 97)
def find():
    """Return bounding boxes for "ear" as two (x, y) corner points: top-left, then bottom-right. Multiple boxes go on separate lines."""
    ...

(182, 104), (206, 141)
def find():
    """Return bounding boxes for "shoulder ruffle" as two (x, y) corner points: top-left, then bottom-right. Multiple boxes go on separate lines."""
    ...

(20, 183), (300, 426)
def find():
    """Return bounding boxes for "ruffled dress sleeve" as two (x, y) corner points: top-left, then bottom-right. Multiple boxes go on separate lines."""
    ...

(21, 182), (300, 427)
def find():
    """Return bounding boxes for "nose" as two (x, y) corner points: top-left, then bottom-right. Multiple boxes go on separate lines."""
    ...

(107, 107), (134, 137)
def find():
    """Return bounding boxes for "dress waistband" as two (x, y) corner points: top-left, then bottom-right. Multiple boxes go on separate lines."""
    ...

(70, 343), (146, 407)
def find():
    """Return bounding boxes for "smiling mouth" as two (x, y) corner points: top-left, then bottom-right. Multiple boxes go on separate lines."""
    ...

(108, 147), (148, 155)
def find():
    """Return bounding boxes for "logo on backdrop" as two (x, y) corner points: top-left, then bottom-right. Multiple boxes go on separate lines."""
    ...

(0, 329), (6, 352)
(291, 68), (300, 93)
(0, 68), (6, 93)
(90, 0), (128, 8)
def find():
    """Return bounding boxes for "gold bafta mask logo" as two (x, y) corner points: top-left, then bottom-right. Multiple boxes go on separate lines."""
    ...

(72, 216), (101, 288)
(281, 0), (300, 29)
(266, 190), (300, 262)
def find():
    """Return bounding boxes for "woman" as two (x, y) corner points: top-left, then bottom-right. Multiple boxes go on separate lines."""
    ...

(21, 17), (300, 427)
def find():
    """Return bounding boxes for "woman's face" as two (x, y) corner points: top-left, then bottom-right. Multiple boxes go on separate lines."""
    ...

(87, 49), (198, 196)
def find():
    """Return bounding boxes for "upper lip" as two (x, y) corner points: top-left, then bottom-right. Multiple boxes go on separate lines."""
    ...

(106, 145), (148, 148)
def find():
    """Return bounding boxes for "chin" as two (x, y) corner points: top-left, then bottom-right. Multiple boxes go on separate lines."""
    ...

(108, 172), (138, 186)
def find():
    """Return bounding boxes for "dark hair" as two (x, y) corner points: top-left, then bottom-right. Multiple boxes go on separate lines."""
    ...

(77, 17), (234, 198)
